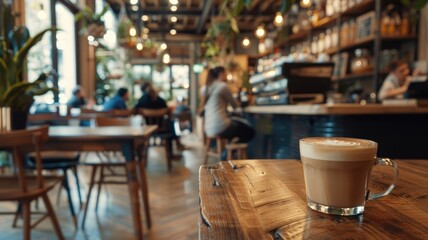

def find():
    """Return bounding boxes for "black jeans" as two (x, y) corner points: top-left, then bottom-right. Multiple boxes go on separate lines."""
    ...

(218, 118), (255, 143)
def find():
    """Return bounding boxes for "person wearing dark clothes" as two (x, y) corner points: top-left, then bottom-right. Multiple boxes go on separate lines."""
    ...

(67, 86), (87, 108)
(103, 87), (129, 111)
(134, 82), (167, 109)
(135, 82), (184, 154)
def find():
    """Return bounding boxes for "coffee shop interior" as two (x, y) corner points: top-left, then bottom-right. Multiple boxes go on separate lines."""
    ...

(0, 0), (428, 239)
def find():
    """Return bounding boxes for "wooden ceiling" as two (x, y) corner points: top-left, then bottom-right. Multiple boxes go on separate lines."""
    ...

(105, 0), (281, 36)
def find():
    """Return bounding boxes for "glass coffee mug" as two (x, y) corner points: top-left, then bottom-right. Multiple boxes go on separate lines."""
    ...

(299, 137), (398, 216)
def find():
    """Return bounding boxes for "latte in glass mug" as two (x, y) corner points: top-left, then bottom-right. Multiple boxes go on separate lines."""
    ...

(300, 137), (398, 216)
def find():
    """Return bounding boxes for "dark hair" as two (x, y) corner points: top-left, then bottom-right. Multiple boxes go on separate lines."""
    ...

(140, 81), (157, 100)
(388, 60), (408, 72)
(117, 87), (128, 97)
(206, 66), (225, 88)
(211, 66), (225, 79)
(72, 86), (81, 95)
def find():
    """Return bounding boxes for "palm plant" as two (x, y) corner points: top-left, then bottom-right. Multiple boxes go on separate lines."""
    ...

(0, 0), (56, 127)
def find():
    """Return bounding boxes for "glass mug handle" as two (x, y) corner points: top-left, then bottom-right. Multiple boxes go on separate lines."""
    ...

(367, 158), (398, 200)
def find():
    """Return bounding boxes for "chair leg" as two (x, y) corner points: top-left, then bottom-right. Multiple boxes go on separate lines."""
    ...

(42, 193), (64, 240)
(95, 166), (104, 211)
(62, 169), (77, 228)
(22, 201), (31, 240)
(12, 202), (22, 228)
(82, 166), (97, 229)
(71, 166), (83, 208)
(81, 166), (98, 229)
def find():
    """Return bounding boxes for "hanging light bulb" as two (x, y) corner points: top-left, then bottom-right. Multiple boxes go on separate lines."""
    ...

(171, 16), (178, 23)
(171, 6), (177, 11)
(274, 12), (284, 27)
(170, 29), (177, 35)
(141, 15), (149, 21)
(300, 0), (312, 8)
(136, 43), (143, 50)
(242, 37), (251, 48)
(160, 43), (168, 50)
(143, 28), (150, 34)
(255, 25), (266, 39)
(129, 27), (137, 37)
(130, 0), (138, 5)
(169, 0), (178, 5)
(163, 53), (171, 64)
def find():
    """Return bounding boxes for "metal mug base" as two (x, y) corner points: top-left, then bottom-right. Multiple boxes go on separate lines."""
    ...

(307, 198), (365, 216)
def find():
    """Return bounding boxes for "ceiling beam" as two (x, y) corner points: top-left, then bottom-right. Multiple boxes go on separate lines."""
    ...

(196, 0), (214, 34)
(131, 8), (203, 16)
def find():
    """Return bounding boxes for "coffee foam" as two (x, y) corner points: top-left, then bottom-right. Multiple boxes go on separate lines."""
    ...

(300, 137), (377, 161)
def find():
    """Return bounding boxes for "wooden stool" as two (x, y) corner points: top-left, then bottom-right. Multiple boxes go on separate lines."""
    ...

(225, 143), (248, 160)
(204, 136), (228, 165)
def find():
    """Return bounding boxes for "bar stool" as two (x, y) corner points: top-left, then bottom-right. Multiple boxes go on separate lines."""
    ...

(204, 136), (228, 164)
(225, 143), (248, 160)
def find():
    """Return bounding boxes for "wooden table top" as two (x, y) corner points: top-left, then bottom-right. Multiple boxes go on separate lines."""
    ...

(244, 104), (428, 115)
(199, 160), (428, 239)
(48, 125), (158, 140)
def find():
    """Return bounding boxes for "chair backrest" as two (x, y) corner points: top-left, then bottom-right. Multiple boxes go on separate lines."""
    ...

(95, 117), (131, 126)
(138, 108), (170, 132)
(0, 125), (49, 191)
(108, 109), (132, 118)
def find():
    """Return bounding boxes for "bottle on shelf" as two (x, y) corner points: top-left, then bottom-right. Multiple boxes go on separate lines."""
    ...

(381, 12), (391, 36)
(325, 29), (332, 50)
(340, 21), (349, 46)
(351, 49), (373, 73)
(392, 11), (401, 36)
(400, 11), (410, 36)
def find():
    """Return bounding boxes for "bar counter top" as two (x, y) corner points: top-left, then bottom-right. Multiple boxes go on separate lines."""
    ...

(244, 103), (428, 115)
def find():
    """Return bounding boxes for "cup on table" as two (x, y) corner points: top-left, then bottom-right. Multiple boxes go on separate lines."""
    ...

(299, 137), (398, 216)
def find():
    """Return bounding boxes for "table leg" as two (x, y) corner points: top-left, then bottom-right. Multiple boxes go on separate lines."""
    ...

(123, 142), (143, 240)
(140, 163), (151, 228)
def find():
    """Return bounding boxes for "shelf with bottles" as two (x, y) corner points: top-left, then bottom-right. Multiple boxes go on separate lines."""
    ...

(340, 0), (375, 17)
(332, 71), (374, 81)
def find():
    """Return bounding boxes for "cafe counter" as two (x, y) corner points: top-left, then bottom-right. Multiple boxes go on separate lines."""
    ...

(244, 104), (428, 159)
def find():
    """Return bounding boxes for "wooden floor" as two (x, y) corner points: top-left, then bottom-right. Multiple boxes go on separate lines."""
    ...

(0, 133), (208, 240)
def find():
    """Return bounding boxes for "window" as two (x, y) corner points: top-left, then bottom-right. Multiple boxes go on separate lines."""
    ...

(25, 0), (53, 104)
(56, 3), (77, 104)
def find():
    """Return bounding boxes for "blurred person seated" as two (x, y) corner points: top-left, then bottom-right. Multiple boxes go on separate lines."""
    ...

(103, 87), (129, 111)
(67, 86), (87, 108)
(134, 82), (185, 153)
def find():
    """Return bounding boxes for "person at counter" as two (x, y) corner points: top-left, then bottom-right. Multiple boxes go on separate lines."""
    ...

(201, 66), (255, 144)
(67, 86), (87, 108)
(378, 60), (412, 101)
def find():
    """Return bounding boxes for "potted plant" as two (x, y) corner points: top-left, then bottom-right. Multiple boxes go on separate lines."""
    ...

(75, 4), (109, 38)
(0, 0), (56, 129)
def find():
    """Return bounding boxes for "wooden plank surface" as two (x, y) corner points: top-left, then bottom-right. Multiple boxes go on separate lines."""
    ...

(199, 160), (428, 239)
(244, 104), (428, 115)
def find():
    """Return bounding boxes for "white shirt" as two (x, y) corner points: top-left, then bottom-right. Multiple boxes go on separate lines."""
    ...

(202, 81), (238, 137)
(378, 73), (404, 101)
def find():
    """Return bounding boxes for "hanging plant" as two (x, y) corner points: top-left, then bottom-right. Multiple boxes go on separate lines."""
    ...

(75, 4), (109, 38)
(117, 4), (136, 48)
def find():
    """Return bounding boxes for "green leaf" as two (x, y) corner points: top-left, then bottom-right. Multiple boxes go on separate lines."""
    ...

(281, 0), (295, 14)
(230, 17), (240, 33)
(415, 0), (428, 10)
(401, 0), (411, 7)
(233, 0), (244, 16)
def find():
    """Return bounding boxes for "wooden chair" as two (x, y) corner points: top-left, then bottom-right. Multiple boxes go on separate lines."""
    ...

(204, 136), (248, 164)
(0, 126), (64, 240)
(139, 108), (173, 172)
(81, 116), (131, 229)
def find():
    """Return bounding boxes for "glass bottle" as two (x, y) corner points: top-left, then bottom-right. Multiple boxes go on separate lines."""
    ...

(351, 49), (373, 73)
(325, 29), (332, 50)
(332, 26), (339, 47)
(400, 11), (410, 36)
(348, 20), (356, 44)
(341, 21), (349, 46)
(312, 36), (319, 54)
(381, 12), (390, 36)
(318, 33), (325, 53)
(392, 12), (401, 36)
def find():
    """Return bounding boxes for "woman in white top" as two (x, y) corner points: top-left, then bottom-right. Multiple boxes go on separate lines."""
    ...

(378, 60), (411, 101)
(201, 67), (254, 143)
